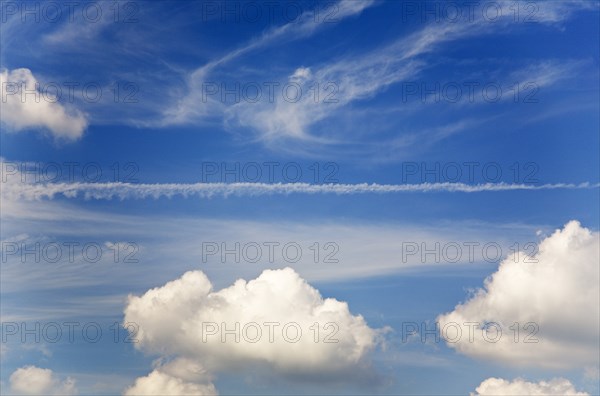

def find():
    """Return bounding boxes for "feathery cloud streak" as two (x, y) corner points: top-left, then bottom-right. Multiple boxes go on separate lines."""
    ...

(3, 181), (598, 201)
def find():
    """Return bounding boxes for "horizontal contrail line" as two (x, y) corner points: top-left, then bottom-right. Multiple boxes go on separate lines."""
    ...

(2, 181), (599, 200)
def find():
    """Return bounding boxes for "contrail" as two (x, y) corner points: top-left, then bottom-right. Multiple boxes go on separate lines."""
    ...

(2, 181), (599, 201)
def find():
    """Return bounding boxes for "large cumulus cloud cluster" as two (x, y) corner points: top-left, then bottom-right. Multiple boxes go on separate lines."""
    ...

(123, 267), (386, 394)
(437, 221), (599, 368)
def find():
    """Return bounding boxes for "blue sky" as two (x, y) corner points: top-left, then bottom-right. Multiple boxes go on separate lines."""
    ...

(1, 1), (599, 395)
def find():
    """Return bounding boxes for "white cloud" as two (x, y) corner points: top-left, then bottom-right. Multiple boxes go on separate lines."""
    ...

(9, 366), (77, 395)
(495, 0), (599, 25)
(225, 1), (596, 145)
(3, 178), (598, 203)
(472, 377), (589, 396)
(162, 0), (375, 126)
(508, 60), (584, 90)
(2, 159), (596, 207)
(1, 159), (555, 322)
(0, 197), (551, 320)
(43, 2), (112, 46)
(0, 69), (88, 139)
(437, 221), (600, 368)
(290, 67), (312, 83)
(124, 267), (385, 391)
(221, 38), (420, 141)
(226, 38), (425, 142)
(124, 358), (217, 396)
(201, 0), (375, 73)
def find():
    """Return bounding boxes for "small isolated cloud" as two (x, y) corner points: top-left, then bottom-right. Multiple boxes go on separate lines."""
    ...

(290, 67), (312, 82)
(437, 221), (599, 368)
(472, 377), (589, 396)
(124, 267), (385, 392)
(0, 68), (87, 140)
(9, 366), (77, 395)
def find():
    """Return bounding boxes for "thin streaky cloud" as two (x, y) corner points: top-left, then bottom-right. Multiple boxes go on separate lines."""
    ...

(3, 181), (598, 201)
(194, 0), (376, 75)
(163, 0), (375, 125)
(226, 2), (597, 144)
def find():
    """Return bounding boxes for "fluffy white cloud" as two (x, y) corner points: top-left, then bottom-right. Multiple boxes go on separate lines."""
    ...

(124, 267), (384, 391)
(437, 221), (599, 368)
(124, 358), (217, 396)
(9, 366), (77, 395)
(472, 377), (589, 396)
(0, 68), (87, 139)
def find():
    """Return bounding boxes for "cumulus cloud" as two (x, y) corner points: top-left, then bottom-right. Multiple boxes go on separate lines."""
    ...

(124, 358), (217, 396)
(472, 377), (589, 396)
(437, 221), (600, 368)
(124, 267), (385, 391)
(9, 366), (77, 395)
(0, 68), (87, 140)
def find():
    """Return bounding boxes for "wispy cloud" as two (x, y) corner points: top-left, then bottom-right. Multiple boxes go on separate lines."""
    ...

(3, 180), (598, 201)
(42, 1), (113, 46)
(162, 0), (376, 125)
(220, 1), (597, 146)
(0, 193), (551, 322)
